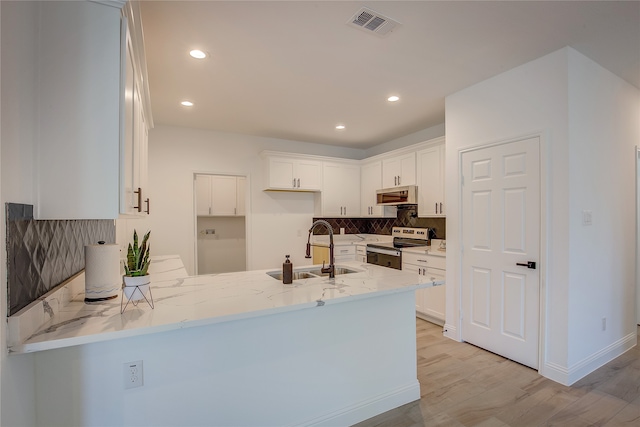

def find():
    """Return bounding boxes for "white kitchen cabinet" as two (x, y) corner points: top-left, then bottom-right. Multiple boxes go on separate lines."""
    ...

(317, 162), (360, 216)
(196, 175), (245, 216)
(35, 2), (151, 219)
(361, 161), (396, 218)
(417, 140), (446, 217)
(382, 152), (416, 188)
(403, 251), (446, 324)
(263, 155), (322, 191)
(121, 23), (151, 217)
(236, 177), (246, 216)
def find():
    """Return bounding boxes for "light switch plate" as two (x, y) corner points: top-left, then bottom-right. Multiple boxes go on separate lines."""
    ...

(582, 210), (592, 226)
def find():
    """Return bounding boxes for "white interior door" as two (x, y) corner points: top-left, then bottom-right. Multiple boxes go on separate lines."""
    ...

(636, 148), (640, 325)
(461, 137), (540, 369)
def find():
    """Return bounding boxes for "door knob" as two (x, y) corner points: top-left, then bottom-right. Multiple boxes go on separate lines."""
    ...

(516, 261), (537, 269)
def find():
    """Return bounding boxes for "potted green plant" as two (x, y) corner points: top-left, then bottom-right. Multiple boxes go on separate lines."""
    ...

(122, 230), (151, 301)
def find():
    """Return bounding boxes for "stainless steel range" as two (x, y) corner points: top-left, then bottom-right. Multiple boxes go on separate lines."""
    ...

(366, 227), (429, 269)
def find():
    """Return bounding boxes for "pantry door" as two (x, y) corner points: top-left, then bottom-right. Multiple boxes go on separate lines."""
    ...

(461, 137), (540, 369)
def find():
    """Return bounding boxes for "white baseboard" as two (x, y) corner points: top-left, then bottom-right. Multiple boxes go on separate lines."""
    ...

(541, 331), (637, 385)
(295, 380), (421, 427)
(416, 312), (445, 326)
(443, 323), (459, 341)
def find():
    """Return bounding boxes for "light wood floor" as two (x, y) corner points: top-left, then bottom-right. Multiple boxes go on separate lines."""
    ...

(354, 319), (640, 427)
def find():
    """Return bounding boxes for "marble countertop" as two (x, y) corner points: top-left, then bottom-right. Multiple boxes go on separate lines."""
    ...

(9, 255), (439, 354)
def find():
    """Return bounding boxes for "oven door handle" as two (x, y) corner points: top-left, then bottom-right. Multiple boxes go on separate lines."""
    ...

(367, 248), (401, 257)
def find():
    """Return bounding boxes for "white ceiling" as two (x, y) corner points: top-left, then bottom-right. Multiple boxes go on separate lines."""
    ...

(140, 1), (640, 149)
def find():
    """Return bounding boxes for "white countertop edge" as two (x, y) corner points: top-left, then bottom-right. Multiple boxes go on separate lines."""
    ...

(12, 279), (440, 354)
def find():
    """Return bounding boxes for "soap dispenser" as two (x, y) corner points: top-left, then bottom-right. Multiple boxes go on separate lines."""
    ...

(282, 255), (293, 284)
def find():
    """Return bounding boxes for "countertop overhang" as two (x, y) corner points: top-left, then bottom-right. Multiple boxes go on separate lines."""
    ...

(9, 256), (441, 354)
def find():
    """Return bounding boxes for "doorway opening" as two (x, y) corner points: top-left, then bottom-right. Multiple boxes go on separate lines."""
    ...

(194, 173), (247, 275)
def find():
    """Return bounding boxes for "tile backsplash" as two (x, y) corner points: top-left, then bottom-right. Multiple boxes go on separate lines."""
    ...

(313, 205), (446, 239)
(6, 203), (115, 316)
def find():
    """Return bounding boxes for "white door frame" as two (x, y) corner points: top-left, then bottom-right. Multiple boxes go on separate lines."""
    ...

(636, 147), (640, 325)
(457, 132), (548, 374)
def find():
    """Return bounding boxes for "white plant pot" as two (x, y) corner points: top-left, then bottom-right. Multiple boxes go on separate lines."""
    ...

(122, 275), (151, 301)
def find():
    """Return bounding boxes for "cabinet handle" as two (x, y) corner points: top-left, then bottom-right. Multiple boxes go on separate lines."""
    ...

(234, 207), (237, 215)
(394, 176), (397, 186)
(145, 198), (150, 214)
(134, 187), (142, 212)
(209, 206), (211, 215)
(344, 206), (347, 215)
(417, 259), (428, 263)
(439, 202), (443, 213)
(297, 178), (300, 188)
(435, 203), (438, 214)
(293, 178), (296, 188)
(398, 176), (401, 185)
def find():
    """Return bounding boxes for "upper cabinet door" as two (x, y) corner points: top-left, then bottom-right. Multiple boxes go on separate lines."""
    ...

(417, 141), (445, 217)
(296, 159), (323, 191)
(211, 175), (238, 216)
(267, 157), (296, 189)
(195, 175), (212, 216)
(236, 177), (246, 216)
(264, 155), (322, 191)
(319, 162), (360, 216)
(382, 152), (416, 188)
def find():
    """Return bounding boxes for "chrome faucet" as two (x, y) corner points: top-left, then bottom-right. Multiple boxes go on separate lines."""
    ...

(305, 219), (335, 278)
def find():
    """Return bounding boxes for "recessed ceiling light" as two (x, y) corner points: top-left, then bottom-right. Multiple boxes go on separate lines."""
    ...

(387, 95), (400, 102)
(181, 101), (194, 107)
(189, 50), (207, 59)
(335, 124), (346, 130)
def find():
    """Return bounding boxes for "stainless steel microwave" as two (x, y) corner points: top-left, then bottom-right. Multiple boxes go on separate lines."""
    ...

(376, 185), (418, 206)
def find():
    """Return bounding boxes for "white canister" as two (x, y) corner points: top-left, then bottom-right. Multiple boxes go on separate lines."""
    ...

(84, 242), (121, 302)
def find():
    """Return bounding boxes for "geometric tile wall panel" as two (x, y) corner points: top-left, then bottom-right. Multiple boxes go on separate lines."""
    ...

(502, 271), (526, 340)
(313, 205), (446, 239)
(470, 267), (491, 329)
(503, 188), (526, 254)
(6, 203), (115, 315)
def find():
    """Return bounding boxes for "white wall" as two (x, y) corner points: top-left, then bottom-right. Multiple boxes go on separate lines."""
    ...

(566, 49), (640, 368)
(1, 2), (39, 425)
(364, 123), (445, 158)
(445, 47), (640, 385)
(142, 126), (365, 275)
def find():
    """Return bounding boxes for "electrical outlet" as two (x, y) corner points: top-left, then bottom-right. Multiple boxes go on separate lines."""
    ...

(582, 210), (593, 226)
(124, 360), (143, 389)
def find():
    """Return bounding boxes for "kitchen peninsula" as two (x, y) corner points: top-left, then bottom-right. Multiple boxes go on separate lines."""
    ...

(10, 255), (441, 427)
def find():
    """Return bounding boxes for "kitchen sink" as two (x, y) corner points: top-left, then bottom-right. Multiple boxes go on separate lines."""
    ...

(266, 271), (317, 281)
(266, 265), (361, 281)
(306, 267), (361, 277)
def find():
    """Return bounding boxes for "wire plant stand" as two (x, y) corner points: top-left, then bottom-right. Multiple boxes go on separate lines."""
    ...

(121, 283), (154, 314)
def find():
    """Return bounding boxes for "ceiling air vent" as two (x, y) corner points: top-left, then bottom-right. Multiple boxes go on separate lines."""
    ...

(347, 7), (400, 37)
